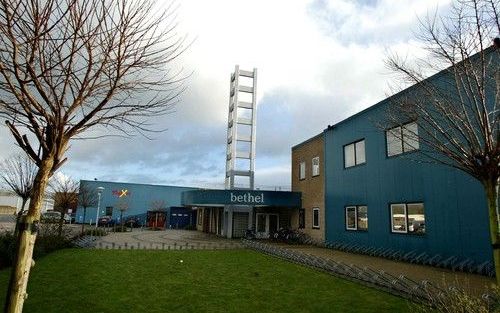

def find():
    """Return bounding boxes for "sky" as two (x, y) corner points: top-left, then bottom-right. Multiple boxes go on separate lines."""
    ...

(0, 0), (452, 190)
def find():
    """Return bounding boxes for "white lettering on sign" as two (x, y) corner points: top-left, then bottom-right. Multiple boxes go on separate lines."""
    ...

(230, 192), (265, 204)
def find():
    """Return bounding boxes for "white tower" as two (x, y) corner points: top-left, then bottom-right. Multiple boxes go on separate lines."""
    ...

(225, 66), (257, 190)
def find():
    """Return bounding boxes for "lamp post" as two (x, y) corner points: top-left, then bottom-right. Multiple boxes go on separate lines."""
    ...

(95, 187), (104, 227)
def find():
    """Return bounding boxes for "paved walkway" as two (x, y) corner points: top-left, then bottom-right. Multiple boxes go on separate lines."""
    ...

(92, 229), (494, 294)
(269, 242), (495, 295)
(95, 229), (243, 249)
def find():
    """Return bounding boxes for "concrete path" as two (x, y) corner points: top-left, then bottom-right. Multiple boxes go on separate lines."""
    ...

(269, 242), (495, 295)
(94, 229), (243, 249)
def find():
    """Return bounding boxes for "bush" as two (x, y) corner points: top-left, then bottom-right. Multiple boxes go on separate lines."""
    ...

(0, 223), (74, 269)
(184, 224), (196, 230)
(414, 285), (500, 313)
(112, 225), (129, 232)
(81, 228), (107, 236)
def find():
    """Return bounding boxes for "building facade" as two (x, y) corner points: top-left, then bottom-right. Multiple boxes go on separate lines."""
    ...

(293, 48), (497, 265)
(75, 180), (197, 228)
(291, 133), (325, 241)
(323, 105), (490, 264)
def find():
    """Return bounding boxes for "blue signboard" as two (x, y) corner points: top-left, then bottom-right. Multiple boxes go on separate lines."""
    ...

(182, 189), (301, 208)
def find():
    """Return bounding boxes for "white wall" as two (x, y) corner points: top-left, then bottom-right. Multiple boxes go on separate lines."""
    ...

(0, 190), (54, 213)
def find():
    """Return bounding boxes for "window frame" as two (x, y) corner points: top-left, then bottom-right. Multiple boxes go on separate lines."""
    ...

(390, 202), (425, 235)
(343, 139), (366, 168)
(345, 206), (357, 230)
(345, 205), (368, 231)
(299, 161), (306, 180)
(312, 208), (320, 229)
(312, 156), (320, 177)
(386, 122), (419, 157)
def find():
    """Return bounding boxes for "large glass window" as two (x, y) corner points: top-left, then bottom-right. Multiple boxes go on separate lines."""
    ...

(386, 122), (419, 156)
(391, 203), (425, 234)
(407, 203), (425, 234)
(299, 161), (306, 180)
(312, 208), (320, 229)
(345, 206), (357, 230)
(312, 157), (320, 176)
(345, 206), (368, 231)
(344, 139), (366, 168)
(357, 206), (368, 230)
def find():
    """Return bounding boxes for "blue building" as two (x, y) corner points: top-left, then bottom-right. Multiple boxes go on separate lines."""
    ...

(76, 180), (197, 228)
(76, 180), (302, 236)
(314, 48), (497, 265)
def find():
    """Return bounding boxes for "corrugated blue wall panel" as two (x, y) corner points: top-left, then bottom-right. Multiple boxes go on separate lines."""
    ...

(324, 104), (491, 263)
(75, 180), (196, 224)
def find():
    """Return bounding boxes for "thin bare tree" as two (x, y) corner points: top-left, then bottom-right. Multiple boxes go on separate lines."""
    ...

(0, 154), (37, 217)
(0, 0), (188, 311)
(49, 176), (79, 236)
(115, 198), (128, 231)
(78, 183), (98, 234)
(385, 0), (499, 282)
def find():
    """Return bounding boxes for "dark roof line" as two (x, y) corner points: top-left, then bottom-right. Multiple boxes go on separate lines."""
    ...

(291, 132), (324, 150)
(324, 45), (497, 131)
(80, 179), (198, 190)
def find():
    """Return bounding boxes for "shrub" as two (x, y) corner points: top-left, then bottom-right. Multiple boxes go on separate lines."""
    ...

(414, 285), (500, 313)
(81, 228), (107, 236)
(0, 223), (74, 269)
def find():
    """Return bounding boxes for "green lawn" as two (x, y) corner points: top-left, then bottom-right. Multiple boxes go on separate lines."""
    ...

(0, 249), (414, 313)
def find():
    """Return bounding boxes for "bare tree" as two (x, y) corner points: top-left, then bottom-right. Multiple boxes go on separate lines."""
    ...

(385, 0), (499, 282)
(0, 0), (188, 311)
(0, 154), (37, 216)
(49, 177), (78, 236)
(115, 198), (128, 231)
(78, 183), (98, 234)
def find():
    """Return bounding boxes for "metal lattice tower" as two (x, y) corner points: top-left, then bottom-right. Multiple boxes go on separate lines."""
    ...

(225, 66), (257, 190)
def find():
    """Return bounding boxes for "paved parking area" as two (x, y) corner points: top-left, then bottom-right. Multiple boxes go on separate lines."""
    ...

(95, 229), (243, 249)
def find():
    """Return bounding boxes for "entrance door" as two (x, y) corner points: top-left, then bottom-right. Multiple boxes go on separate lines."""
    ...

(256, 213), (279, 238)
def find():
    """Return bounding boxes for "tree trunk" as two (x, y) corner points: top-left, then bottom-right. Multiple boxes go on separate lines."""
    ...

(484, 178), (500, 285)
(57, 210), (64, 237)
(4, 157), (53, 313)
(13, 199), (28, 237)
(81, 207), (87, 235)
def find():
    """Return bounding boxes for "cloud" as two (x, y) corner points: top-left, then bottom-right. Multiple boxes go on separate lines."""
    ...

(0, 0), (452, 189)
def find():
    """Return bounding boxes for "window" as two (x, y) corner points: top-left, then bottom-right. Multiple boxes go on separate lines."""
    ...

(298, 209), (305, 229)
(312, 208), (320, 229)
(299, 161), (306, 180)
(312, 157), (320, 176)
(344, 140), (366, 168)
(105, 206), (113, 216)
(345, 206), (368, 231)
(386, 122), (419, 156)
(390, 203), (425, 234)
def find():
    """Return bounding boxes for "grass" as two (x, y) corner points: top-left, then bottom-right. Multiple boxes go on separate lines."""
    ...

(0, 249), (414, 313)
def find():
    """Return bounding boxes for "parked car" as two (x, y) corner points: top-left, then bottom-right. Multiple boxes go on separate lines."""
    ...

(124, 216), (141, 228)
(98, 216), (116, 226)
(41, 211), (60, 223)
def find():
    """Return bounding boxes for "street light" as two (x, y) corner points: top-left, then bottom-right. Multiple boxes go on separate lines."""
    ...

(95, 187), (104, 227)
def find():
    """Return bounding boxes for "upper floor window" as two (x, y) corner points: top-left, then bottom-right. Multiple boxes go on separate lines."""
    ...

(312, 156), (320, 176)
(299, 161), (306, 180)
(344, 139), (365, 168)
(386, 122), (419, 157)
(390, 202), (425, 235)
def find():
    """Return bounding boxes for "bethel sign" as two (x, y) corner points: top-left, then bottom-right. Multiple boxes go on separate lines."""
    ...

(230, 192), (264, 204)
